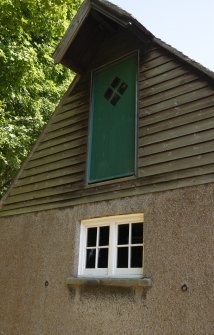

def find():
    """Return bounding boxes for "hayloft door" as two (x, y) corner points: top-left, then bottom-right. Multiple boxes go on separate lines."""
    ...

(88, 53), (137, 183)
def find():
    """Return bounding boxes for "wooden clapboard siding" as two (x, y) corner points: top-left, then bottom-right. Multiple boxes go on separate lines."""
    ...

(140, 95), (214, 126)
(15, 164), (85, 187)
(139, 105), (214, 134)
(140, 140), (214, 166)
(140, 128), (214, 156)
(139, 152), (214, 177)
(26, 147), (86, 169)
(20, 155), (85, 178)
(1, 40), (214, 217)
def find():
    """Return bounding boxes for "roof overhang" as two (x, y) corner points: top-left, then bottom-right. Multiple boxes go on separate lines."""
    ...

(53, 0), (154, 73)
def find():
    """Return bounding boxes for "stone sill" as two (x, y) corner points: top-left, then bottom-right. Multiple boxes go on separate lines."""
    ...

(66, 277), (152, 288)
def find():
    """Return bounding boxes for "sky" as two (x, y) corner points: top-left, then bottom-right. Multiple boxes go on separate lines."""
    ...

(110, 0), (214, 71)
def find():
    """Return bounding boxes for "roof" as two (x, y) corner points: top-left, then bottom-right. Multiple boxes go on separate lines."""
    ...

(53, 0), (214, 81)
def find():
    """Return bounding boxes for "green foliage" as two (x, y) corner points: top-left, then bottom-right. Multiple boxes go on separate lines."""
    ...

(0, 0), (83, 197)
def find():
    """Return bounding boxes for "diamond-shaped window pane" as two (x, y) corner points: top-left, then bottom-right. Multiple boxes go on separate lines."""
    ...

(110, 93), (120, 106)
(118, 82), (128, 95)
(111, 77), (121, 88)
(104, 88), (113, 101)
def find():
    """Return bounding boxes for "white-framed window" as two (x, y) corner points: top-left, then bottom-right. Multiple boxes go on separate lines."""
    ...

(78, 213), (144, 278)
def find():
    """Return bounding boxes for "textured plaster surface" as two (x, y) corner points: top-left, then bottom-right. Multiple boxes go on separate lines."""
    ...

(0, 184), (214, 335)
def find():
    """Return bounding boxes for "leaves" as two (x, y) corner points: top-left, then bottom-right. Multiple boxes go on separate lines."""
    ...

(0, 0), (83, 197)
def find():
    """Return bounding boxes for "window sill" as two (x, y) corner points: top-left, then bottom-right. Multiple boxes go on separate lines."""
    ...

(65, 277), (152, 288)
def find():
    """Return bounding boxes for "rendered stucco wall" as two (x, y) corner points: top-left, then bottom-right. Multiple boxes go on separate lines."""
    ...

(0, 184), (213, 335)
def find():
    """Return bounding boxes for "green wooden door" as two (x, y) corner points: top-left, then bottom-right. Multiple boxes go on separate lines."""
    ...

(88, 53), (137, 183)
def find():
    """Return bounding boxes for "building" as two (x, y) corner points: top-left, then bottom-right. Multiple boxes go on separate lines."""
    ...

(0, 0), (214, 334)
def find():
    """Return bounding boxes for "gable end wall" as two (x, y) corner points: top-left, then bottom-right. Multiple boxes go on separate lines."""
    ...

(1, 34), (214, 217)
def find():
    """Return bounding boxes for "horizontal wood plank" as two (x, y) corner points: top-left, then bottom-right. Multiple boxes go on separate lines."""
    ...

(139, 105), (214, 135)
(26, 147), (86, 169)
(139, 117), (214, 146)
(10, 173), (84, 196)
(21, 154), (86, 178)
(32, 137), (87, 160)
(41, 124), (88, 142)
(139, 95), (214, 126)
(52, 105), (88, 124)
(140, 72), (197, 97)
(142, 54), (172, 71)
(139, 66), (188, 89)
(139, 152), (214, 176)
(140, 61), (180, 79)
(36, 129), (87, 151)
(140, 128), (214, 156)
(140, 86), (214, 116)
(15, 163), (85, 187)
(140, 81), (207, 108)
(140, 140), (214, 166)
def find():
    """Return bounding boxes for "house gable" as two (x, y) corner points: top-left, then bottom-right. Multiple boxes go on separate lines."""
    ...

(1, 0), (214, 217)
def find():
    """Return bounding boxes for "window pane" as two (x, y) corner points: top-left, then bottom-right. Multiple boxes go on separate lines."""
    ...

(118, 224), (129, 245)
(118, 82), (128, 95)
(104, 88), (113, 101)
(86, 249), (96, 268)
(87, 227), (97, 247)
(110, 93), (120, 106)
(131, 223), (143, 244)
(111, 77), (121, 88)
(98, 248), (108, 268)
(99, 226), (109, 246)
(131, 247), (143, 268)
(117, 247), (128, 268)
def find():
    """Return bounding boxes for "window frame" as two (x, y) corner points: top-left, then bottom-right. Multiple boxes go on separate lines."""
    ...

(78, 213), (144, 278)
(86, 51), (139, 186)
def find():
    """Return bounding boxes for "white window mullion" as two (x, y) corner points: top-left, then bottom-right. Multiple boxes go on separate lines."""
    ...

(128, 223), (131, 269)
(95, 227), (100, 269)
(108, 222), (116, 276)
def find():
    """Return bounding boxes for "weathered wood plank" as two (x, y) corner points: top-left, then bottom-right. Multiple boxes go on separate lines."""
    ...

(140, 140), (214, 166)
(31, 137), (87, 160)
(142, 54), (171, 71)
(45, 114), (88, 133)
(21, 154), (86, 178)
(41, 124), (88, 142)
(139, 128), (214, 156)
(4, 181), (84, 205)
(139, 152), (214, 176)
(26, 147), (86, 169)
(140, 72), (197, 97)
(139, 95), (214, 126)
(10, 172), (84, 196)
(59, 99), (88, 114)
(140, 86), (214, 116)
(139, 66), (187, 89)
(141, 81), (207, 108)
(15, 163), (85, 187)
(52, 105), (88, 124)
(36, 129), (87, 151)
(63, 90), (89, 105)
(139, 117), (214, 146)
(141, 48), (163, 62)
(139, 105), (214, 135)
(140, 61), (180, 79)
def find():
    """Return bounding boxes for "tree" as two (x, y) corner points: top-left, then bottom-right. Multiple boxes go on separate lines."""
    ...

(0, 0), (82, 197)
